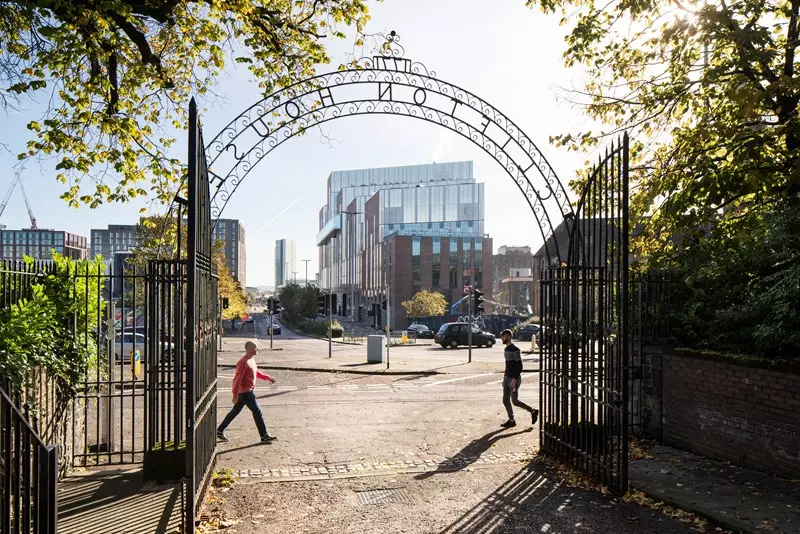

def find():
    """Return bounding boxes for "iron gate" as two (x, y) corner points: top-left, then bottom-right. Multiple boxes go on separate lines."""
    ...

(185, 98), (219, 529)
(540, 134), (630, 493)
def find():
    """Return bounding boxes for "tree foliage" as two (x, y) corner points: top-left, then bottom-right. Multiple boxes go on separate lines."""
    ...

(127, 213), (247, 319)
(528, 0), (800, 357)
(1, 0), (370, 207)
(527, 0), (798, 234)
(0, 255), (103, 396)
(401, 289), (448, 318)
(278, 283), (320, 323)
(213, 240), (247, 321)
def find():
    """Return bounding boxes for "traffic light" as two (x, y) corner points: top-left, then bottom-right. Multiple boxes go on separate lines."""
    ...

(473, 289), (485, 315)
(221, 297), (229, 309)
(266, 296), (274, 313)
(381, 299), (387, 310)
(318, 294), (326, 315)
(271, 298), (281, 314)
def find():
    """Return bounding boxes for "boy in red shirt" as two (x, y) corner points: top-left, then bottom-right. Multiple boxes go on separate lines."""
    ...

(217, 341), (277, 443)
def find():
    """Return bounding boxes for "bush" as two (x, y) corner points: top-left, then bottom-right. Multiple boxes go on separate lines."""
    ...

(0, 255), (103, 395)
(655, 205), (800, 360)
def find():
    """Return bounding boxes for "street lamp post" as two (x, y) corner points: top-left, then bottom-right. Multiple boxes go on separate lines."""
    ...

(301, 259), (311, 286)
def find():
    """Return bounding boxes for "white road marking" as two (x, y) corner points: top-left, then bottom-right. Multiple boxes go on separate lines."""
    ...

(307, 386), (330, 390)
(421, 373), (493, 388)
(486, 379), (505, 385)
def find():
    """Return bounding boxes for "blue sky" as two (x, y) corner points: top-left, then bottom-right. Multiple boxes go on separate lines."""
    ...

(0, 0), (593, 287)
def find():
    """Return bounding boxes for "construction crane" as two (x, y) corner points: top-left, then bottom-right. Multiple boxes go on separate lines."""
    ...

(0, 168), (24, 230)
(18, 178), (37, 229)
(0, 167), (37, 230)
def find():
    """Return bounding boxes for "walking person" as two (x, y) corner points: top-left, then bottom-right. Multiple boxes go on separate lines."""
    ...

(499, 329), (539, 428)
(217, 341), (277, 443)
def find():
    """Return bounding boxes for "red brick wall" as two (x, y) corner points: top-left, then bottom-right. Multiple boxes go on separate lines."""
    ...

(640, 347), (800, 479)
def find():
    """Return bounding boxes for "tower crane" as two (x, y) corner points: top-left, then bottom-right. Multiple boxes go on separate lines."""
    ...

(0, 167), (37, 230)
(18, 178), (37, 229)
(0, 168), (24, 230)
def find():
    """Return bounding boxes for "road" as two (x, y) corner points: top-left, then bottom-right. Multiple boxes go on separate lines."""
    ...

(212, 324), (696, 534)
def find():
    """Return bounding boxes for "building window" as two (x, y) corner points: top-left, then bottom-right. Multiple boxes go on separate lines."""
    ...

(412, 237), (421, 293)
(432, 237), (441, 288)
(474, 238), (483, 289)
(463, 238), (471, 287)
(449, 239), (458, 288)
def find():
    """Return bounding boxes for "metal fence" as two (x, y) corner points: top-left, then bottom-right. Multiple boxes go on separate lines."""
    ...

(540, 134), (630, 493)
(1, 381), (58, 534)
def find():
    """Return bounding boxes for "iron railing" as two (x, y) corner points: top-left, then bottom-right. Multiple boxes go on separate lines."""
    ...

(540, 134), (630, 493)
(0, 382), (58, 534)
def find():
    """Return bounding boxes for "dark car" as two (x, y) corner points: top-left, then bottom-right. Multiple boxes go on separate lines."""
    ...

(515, 324), (541, 341)
(267, 320), (281, 335)
(434, 322), (496, 349)
(407, 323), (434, 339)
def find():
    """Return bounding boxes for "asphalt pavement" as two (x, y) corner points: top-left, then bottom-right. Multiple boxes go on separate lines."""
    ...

(210, 327), (698, 534)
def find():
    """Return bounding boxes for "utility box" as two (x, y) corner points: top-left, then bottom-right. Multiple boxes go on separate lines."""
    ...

(367, 335), (385, 363)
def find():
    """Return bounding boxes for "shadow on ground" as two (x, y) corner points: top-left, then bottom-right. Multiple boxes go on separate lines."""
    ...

(438, 460), (695, 534)
(58, 470), (183, 534)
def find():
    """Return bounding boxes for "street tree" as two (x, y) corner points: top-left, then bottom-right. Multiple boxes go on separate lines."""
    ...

(213, 240), (248, 321)
(1, 0), (371, 207)
(125, 214), (247, 319)
(278, 283), (320, 323)
(526, 0), (800, 357)
(401, 290), (448, 319)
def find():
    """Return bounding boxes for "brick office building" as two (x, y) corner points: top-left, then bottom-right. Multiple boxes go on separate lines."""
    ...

(317, 162), (494, 328)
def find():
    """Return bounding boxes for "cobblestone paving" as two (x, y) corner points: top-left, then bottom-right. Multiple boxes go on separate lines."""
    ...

(234, 451), (533, 482)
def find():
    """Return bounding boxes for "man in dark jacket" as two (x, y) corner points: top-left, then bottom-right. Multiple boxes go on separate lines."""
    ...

(500, 329), (539, 428)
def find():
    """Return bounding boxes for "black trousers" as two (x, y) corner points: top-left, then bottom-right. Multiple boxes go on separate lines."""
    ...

(502, 376), (535, 420)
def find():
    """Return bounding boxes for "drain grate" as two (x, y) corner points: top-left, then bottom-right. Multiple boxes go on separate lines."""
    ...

(356, 488), (414, 506)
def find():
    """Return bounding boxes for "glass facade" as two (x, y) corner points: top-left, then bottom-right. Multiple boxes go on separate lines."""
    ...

(318, 161), (491, 322)
(0, 229), (86, 261)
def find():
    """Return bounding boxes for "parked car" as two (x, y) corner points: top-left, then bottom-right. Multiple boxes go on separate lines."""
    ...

(114, 333), (175, 362)
(435, 323), (496, 349)
(267, 320), (281, 335)
(407, 323), (434, 339)
(515, 324), (541, 341)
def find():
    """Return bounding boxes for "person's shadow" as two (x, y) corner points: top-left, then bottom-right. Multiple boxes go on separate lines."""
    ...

(415, 427), (534, 480)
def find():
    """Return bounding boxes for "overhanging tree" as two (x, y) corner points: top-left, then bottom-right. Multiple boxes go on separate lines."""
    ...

(1, 0), (370, 207)
(526, 0), (800, 357)
(527, 0), (799, 239)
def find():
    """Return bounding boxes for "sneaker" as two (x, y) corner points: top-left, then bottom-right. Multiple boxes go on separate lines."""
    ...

(500, 420), (516, 428)
(216, 431), (229, 442)
(260, 434), (277, 443)
(531, 409), (539, 426)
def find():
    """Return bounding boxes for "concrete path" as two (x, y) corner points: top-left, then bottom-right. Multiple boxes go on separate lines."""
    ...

(630, 444), (800, 533)
(219, 330), (540, 376)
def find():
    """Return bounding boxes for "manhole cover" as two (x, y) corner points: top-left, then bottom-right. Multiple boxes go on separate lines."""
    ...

(356, 488), (413, 506)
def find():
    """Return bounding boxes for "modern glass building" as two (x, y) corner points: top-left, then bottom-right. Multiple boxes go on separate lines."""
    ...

(90, 224), (138, 259)
(274, 238), (296, 288)
(1, 229), (87, 260)
(89, 219), (246, 285)
(317, 161), (493, 328)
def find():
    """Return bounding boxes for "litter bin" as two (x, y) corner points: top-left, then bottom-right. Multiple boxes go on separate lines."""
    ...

(367, 335), (385, 363)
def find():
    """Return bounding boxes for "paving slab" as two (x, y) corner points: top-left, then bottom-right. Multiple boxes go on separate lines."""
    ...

(630, 444), (800, 533)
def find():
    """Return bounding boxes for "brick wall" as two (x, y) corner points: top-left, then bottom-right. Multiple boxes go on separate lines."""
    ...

(638, 346), (800, 479)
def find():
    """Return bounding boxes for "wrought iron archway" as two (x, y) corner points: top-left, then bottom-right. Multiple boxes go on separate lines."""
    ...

(204, 31), (573, 263)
